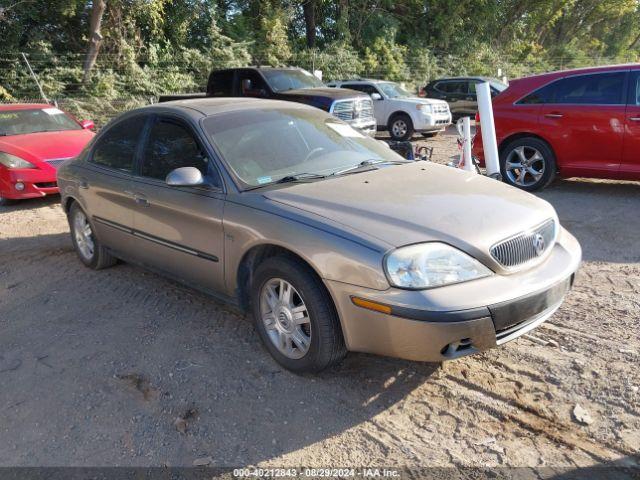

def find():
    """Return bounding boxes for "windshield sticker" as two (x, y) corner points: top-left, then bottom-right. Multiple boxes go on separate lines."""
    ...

(327, 123), (365, 138)
(42, 107), (64, 115)
(257, 176), (273, 185)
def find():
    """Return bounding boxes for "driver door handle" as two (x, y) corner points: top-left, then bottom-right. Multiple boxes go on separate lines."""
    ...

(629, 116), (640, 122)
(134, 194), (149, 206)
(544, 112), (563, 119)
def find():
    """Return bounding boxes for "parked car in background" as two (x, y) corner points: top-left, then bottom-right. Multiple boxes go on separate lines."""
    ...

(328, 79), (451, 140)
(57, 97), (581, 373)
(423, 77), (507, 119)
(0, 104), (95, 205)
(159, 67), (377, 136)
(473, 64), (640, 191)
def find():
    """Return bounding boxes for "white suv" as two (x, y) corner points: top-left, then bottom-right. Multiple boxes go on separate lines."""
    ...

(327, 79), (452, 141)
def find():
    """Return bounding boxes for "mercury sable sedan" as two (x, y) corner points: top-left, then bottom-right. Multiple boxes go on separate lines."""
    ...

(57, 98), (581, 372)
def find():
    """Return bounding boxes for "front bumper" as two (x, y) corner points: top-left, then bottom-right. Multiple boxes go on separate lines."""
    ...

(415, 112), (452, 132)
(325, 227), (581, 362)
(348, 118), (377, 137)
(0, 167), (59, 200)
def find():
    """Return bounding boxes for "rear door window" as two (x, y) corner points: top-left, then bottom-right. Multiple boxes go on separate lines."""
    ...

(91, 116), (147, 172)
(207, 71), (235, 97)
(436, 81), (467, 94)
(519, 72), (626, 105)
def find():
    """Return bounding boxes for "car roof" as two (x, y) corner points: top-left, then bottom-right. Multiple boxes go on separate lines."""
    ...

(0, 103), (53, 111)
(430, 76), (499, 83)
(517, 63), (640, 81)
(128, 97), (315, 118)
(330, 79), (388, 84)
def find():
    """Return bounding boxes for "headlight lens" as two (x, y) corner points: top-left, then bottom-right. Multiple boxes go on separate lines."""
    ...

(0, 152), (36, 169)
(416, 104), (432, 113)
(385, 242), (492, 289)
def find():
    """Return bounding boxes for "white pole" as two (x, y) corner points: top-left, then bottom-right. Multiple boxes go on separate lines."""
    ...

(462, 116), (474, 172)
(476, 82), (500, 178)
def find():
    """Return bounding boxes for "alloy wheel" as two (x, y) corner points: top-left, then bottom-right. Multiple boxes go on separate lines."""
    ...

(260, 278), (311, 359)
(505, 146), (545, 187)
(73, 209), (95, 260)
(391, 119), (408, 138)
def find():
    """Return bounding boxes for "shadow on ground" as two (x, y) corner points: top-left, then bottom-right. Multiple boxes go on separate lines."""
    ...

(537, 179), (640, 263)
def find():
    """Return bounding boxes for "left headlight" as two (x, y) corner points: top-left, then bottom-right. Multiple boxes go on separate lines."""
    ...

(384, 242), (492, 289)
(416, 104), (432, 113)
(0, 152), (36, 169)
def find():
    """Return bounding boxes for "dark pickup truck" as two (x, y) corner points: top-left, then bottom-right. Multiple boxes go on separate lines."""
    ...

(159, 67), (376, 136)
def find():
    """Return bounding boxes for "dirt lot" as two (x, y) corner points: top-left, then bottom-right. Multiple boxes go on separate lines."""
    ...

(0, 126), (638, 472)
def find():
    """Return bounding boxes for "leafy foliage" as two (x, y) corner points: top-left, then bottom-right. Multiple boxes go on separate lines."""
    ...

(1, 0), (639, 123)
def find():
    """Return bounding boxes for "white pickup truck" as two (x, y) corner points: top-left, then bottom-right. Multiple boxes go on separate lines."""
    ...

(327, 79), (452, 141)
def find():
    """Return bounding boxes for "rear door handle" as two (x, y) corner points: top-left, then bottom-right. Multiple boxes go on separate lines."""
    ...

(629, 116), (640, 122)
(78, 178), (89, 189)
(544, 112), (563, 118)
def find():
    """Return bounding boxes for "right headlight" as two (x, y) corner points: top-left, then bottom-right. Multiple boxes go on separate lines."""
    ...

(416, 104), (433, 113)
(384, 242), (492, 289)
(0, 152), (36, 169)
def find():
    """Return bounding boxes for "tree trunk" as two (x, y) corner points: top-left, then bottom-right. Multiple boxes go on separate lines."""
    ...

(302, 0), (316, 48)
(82, 0), (106, 84)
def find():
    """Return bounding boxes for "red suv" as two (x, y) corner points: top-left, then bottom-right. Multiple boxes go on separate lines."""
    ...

(473, 64), (640, 191)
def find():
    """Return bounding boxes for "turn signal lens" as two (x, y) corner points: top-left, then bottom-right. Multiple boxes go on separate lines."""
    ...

(351, 296), (392, 315)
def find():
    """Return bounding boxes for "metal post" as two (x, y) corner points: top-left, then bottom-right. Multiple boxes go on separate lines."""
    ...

(21, 52), (49, 104)
(476, 82), (501, 179)
(462, 116), (474, 172)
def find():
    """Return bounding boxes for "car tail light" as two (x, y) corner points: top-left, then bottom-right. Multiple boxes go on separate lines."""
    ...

(475, 112), (480, 123)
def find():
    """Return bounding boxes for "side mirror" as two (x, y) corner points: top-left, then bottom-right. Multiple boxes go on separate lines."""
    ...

(80, 119), (95, 130)
(166, 167), (204, 187)
(370, 93), (382, 101)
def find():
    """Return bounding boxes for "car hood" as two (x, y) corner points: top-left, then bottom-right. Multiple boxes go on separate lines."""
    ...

(396, 97), (448, 106)
(281, 87), (369, 101)
(0, 129), (94, 162)
(263, 162), (558, 265)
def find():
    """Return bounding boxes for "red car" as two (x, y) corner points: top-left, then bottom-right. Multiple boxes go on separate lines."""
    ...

(473, 64), (640, 191)
(0, 104), (95, 205)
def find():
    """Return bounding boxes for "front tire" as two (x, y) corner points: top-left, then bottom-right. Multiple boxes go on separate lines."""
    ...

(500, 137), (556, 191)
(251, 256), (346, 373)
(68, 202), (117, 270)
(388, 114), (414, 141)
(421, 131), (440, 138)
(0, 194), (14, 207)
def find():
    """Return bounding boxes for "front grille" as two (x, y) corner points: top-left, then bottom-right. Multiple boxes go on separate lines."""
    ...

(45, 157), (72, 168)
(331, 98), (374, 122)
(490, 219), (556, 268)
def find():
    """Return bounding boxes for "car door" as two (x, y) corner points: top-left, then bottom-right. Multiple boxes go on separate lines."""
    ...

(435, 81), (467, 116)
(80, 114), (148, 256)
(129, 114), (226, 293)
(536, 71), (627, 177)
(342, 83), (386, 126)
(621, 69), (640, 180)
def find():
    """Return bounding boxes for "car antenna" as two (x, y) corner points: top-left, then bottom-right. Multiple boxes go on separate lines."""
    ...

(21, 52), (50, 104)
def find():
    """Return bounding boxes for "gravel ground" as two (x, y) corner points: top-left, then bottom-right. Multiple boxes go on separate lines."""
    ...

(0, 126), (638, 471)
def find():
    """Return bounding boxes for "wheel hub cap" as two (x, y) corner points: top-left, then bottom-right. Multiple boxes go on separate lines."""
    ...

(505, 146), (545, 187)
(260, 278), (311, 359)
(73, 210), (95, 260)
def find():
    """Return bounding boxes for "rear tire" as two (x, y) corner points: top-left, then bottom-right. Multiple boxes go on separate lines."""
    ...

(388, 113), (414, 141)
(251, 256), (346, 373)
(68, 202), (117, 270)
(500, 137), (556, 191)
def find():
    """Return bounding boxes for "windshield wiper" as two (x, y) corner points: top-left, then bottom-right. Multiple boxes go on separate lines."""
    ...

(275, 172), (327, 183)
(330, 159), (406, 176)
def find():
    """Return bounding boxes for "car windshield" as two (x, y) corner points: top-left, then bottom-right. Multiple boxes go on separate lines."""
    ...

(261, 69), (324, 92)
(0, 107), (81, 136)
(204, 108), (404, 188)
(378, 82), (412, 98)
